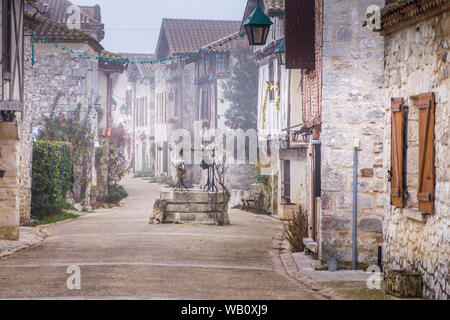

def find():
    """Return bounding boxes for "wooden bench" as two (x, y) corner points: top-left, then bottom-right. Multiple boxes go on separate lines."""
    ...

(242, 192), (263, 211)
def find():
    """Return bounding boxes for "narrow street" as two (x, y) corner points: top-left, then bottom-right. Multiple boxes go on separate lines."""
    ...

(0, 177), (323, 300)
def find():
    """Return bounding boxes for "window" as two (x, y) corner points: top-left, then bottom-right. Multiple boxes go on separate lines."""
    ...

(2, 0), (12, 76)
(216, 53), (227, 73)
(285, 0), (315, 70)
(283, 160), (291, 203)
(269, 61), (275, 100)
(201, 89), (210, 121)
(126, 90), (132, 116)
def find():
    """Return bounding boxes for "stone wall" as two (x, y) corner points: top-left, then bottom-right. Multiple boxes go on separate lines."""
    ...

(319, 0), (386, 266)
(382, 10), (449, 300)
(31, 43), (96, 130)
(19, 34), (34, 223)
(31, 42), (98, 203)
(0, 125), (21, 239)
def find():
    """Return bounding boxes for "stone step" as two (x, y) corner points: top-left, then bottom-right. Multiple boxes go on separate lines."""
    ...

(166, 203), (225, 213)
(161, 189), (225, 203)
(164, 211), (230, 225)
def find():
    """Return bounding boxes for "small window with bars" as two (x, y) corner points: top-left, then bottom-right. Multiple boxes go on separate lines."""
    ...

(216, 53), (227, 73)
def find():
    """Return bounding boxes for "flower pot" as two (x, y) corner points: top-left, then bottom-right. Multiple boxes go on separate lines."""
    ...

(385, 269), (422, 298)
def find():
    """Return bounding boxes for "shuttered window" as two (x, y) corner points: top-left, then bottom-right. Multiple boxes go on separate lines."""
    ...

(417, 93), (435, 214)
(2, 0), (12, 75)
(285, 0), (315, 70)
(390, 98), (404, 207)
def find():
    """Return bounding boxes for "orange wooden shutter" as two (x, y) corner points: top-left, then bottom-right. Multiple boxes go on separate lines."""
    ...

(417, 93), (435, 214)
(391, 98), (404, 207)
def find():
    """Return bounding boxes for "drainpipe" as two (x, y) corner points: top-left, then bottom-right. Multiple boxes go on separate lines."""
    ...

(133, 81), (137, 173)
(352, 139), (360, 270)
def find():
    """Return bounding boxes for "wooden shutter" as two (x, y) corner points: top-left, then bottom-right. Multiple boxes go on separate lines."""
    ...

(285, 0), (315, 70)
(390, 98), (404, 207)
(417, 93), (435, 214)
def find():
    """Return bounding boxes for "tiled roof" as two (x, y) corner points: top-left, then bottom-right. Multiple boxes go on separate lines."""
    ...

(157, 18), (241, 57)
(380, 0), (449, 35)
(25, 12), (103, 52)
(265, 0), (285, 16)
(99, 51), (129, 72)
(201, 31), (248, 52)
(26, 0), (104, 41)
(121, 53), (156, 78)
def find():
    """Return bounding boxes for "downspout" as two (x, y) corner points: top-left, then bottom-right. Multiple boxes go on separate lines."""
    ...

(352, 139), (360, 270)
(287, 69), (291, 149)
(133, 80), (137, 173)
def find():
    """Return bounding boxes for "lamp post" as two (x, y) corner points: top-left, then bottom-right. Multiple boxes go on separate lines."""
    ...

(275, 40), (286, 65)
(243, 7), (273, 46)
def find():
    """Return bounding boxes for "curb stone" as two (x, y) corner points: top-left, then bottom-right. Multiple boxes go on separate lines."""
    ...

(0, 227), (47, 260)
(279, 238), (347, 300)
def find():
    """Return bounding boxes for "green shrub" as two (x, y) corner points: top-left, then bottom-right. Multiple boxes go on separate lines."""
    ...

(106, 184), (128, 204)
(32, 141), (74, 219)
(133, 169), (153, 178)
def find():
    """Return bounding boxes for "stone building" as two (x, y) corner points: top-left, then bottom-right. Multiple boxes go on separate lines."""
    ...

(189, 31), (259, 200)
(25, 0), (104, 204)
(110, 53), (155, 174)
(0, 0), (29, 239)
(376, 0), (449, 300)
(242, 0), (387, 266)
(96, 51), (128, 203)
(242, 0), (289, 216)
(154, 18), (241, 185)
(318, 0), (386, 266)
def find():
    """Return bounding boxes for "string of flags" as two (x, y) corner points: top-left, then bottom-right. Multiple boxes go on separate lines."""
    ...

(31, 32), (246, 66)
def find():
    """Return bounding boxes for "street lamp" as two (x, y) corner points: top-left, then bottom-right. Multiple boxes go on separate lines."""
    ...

(275, 40), (286, 65)
(243, 7), (273, 46)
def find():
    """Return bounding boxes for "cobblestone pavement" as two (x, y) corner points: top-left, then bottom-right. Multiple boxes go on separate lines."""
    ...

(0, 177), (324, 300)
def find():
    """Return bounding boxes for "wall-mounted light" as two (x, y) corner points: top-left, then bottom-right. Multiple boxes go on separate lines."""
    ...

(243, 7), (273, 46)
(275, 40), (286, 65)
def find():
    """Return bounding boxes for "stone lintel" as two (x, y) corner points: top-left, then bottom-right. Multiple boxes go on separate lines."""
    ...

(0, 101), (23, 112)
(405, 211), (428, 223)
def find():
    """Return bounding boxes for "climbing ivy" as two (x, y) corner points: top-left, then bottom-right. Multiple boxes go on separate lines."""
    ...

(37, 102), (95, 203)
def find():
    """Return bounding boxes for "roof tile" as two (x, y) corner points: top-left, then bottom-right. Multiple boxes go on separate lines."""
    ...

(160, 19), (241, 56)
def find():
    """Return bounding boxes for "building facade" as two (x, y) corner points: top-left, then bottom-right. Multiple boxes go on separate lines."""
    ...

(110, 53), (155, 175)
(154, 18), (241, 185)
(0, 0), (28, 239)
(378, 0), (449, 300)
(243, 0), (386, 266)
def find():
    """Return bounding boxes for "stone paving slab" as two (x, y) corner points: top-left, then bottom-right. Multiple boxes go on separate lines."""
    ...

(292, 252), (369, 283)
(0, 227), (46, 258)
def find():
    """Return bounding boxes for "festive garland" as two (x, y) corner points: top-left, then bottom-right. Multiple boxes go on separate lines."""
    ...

(274, 81), (280, 111)
(31, 32), (245, 66)
(261, 81), (271, 133)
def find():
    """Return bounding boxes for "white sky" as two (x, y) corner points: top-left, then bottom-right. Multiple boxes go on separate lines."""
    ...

(73, 0), (247, 54)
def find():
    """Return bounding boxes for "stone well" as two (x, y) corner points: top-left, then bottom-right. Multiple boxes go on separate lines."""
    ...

(152, 189), (230, 225)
